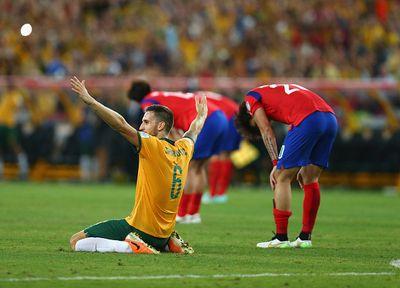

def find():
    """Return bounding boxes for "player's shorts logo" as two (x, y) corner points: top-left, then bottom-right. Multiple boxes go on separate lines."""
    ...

(278, 145), (285, 159)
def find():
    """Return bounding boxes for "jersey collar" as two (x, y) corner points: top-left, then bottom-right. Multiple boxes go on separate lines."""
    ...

(161, 138), (175, 146)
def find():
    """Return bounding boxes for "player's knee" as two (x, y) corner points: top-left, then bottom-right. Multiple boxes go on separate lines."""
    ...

(276, 175), (292, 184)
(190, 159), (204, 173)
(301, 165), (323, 185)
(219, 152), (230, 160)
(301, 173), (319, 185)
(190, 160), (199, 169)
(276, 169), (297, 183)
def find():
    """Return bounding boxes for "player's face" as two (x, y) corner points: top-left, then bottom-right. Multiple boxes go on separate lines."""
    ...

(139, 111), (160, 136)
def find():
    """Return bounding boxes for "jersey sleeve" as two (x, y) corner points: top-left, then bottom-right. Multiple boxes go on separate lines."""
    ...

(175, 137), (195, 158)
(244, 90), (263, 116)
(137, 131), (160, 158)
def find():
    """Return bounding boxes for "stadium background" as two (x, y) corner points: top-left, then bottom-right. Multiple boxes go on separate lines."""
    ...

(1, 1), (400, 288)
(0, 0), (399, 189)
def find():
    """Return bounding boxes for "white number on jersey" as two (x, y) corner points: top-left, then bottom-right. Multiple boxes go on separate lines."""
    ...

(153, 91), (194, 99)
(264, 84), (309, 95)
(201, 91), (222, 100)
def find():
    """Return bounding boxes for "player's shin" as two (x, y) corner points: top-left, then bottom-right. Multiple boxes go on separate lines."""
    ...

(301, 182), (321, 239)
(216, 159), (233, 196)
(272, 179), (292, 240)
(273, 207), (292, 241)
(187, 192), (202, 216)
(177, 191), (190, 218)
(208, 159), (220, 197)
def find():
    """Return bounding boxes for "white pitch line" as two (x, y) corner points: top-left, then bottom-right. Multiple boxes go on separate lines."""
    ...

(391, 259), (400, 268)
(0, 272), (397, 282)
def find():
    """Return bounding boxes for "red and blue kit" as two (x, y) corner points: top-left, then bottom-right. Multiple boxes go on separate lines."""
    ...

(245, 84), (338, 169)
(202, 91), (238, 119)
(201, 91), (242, 152)
(141, 91), (228, 159)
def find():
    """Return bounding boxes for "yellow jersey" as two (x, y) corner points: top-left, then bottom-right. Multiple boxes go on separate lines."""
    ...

(0, 89), (23, 127)
(125, 131), (194, 238)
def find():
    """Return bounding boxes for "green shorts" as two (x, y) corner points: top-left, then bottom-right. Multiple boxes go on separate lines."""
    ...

(83, 219), (169, 251)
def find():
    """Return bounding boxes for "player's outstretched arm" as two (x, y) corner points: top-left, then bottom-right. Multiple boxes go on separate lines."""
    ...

(182, 93), (208, 143)
(70, 76), (140, 148)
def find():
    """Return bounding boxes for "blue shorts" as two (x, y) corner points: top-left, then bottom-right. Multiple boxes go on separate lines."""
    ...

(221, 117), (242, 152)
(277, 111), (338, 169)
(193, 110), (228, 160)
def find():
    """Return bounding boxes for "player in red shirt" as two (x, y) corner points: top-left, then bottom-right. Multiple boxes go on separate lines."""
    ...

(200, 91), (241, 204)
(128, 81), (228, 224)
(236, 84), (338, 248)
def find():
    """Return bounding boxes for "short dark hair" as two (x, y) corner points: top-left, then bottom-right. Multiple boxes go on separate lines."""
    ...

(128, 80), (152, 102)
(145, 105), (174, 133)
(234, 102), (261, 139)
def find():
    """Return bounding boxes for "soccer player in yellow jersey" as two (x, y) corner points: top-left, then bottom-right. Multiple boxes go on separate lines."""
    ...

(69, 77), (208, 254)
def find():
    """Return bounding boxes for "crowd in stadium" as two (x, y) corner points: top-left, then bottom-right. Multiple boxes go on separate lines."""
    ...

(1, 0), (400, 79)
(0, 0), (399, 181)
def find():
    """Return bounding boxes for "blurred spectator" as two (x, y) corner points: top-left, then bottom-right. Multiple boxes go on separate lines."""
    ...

(0, 0), (399, 183)
(1, 0), (400, 78)
(0, 82), (398, 181)
(0, 81), (29, 179)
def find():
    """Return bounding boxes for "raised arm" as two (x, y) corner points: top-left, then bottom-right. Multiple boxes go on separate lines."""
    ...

(182, 93), (208, 143)
(70, 76), (140, 148)
(253, 107), (278, 165)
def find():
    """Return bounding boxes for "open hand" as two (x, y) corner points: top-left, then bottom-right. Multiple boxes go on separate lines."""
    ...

(70, 76), (95, 105)
(194, 92), (208, 118)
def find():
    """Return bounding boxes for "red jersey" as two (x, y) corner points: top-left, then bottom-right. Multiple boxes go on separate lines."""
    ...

(245, 84), (334, 126)
(141, 91), (220, 131)
(199, 91), (238, 119)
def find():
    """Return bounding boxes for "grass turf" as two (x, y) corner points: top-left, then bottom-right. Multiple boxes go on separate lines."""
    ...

(0, 182), (399, 288)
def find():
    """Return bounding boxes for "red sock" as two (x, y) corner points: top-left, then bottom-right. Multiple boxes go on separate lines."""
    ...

(187, 192), (203, 215)
(216, 160), (233, 196)
(273, 208), (292, 235)
(301, 182), (321, 233)
(178, 193), (191, 217)
(208, 160), (221, 197)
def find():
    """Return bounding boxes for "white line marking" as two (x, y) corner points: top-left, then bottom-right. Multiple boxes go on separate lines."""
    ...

(0, 272), (396, 282)
(391, 259), (400, 268)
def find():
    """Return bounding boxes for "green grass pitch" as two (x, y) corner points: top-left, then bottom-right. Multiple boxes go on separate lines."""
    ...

(0, 182), (399, 288)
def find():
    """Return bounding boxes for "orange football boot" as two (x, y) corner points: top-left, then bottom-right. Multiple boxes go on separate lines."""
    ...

(125, 233), (160, 254)
(167, 231), (194, 254)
